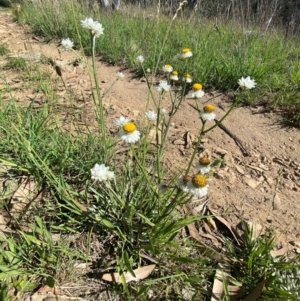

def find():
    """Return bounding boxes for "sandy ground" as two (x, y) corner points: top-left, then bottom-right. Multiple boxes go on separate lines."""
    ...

(1, 9), (300, 249)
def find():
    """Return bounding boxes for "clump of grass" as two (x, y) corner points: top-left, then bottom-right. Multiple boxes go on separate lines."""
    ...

(0, 43), (9, 55)
(3, 57), (27, 71)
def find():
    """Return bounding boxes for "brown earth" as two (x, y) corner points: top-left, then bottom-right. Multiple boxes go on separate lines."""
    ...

(1, 9), (300, 250)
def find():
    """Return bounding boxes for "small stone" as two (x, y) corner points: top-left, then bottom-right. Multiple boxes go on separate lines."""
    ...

(273, 194), (281, 210)
(244, 178), (261, 189)
(258, 163), (269, 171)
(266, 177), (274, 186)
(214, 147), (228, 155)
(173, 139), (185, 145)
(235, 164), (245, 175)
(132, 110), (139, 117)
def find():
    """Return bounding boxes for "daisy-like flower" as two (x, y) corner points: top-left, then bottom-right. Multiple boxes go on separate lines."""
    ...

(162, 64), (173, 73)
(61, 38), (74, 51)
(182, 73), (192, 83)
(200, 104), (216, 121)
(117, 72), (124, 79)
(170, 70), (179, 81)
(188, 83), (205, 98)
(119, 122), (141, 143)
(91, 163), (115, 181)
(81, 17), (104, 37)
(145, 110), (157, 121)
(196, 157), (211, 174)
(136, 55), (144, 64)
(177, 175), (192, 193)
(157, 80), (171, 92)
(187, 174), (209, 198)
(238, 76), (256, 89)
(114, 116), (131, 127)
(180, 48), (193, 59)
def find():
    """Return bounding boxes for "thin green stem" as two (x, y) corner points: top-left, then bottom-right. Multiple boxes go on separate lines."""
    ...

(185, 121), (206, 175)
(91, 34), (106, 155)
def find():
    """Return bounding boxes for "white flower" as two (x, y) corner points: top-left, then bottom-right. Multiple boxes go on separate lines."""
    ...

(146, 68), (151, 73)
(162, 64), (173, 73)
(136, 55), (144, 64)
(180, 48), (193, 59)
(200, 104), (216, 121)
(177, 175), (191, 193)
(91, 163), (115, 181)
(81, 17), (104, 37)
(196, 157), (211, 174)
(170, 71), (179, 81)
(200, 111), (215, 121)
(188, 90), (205, 99)
(81, 17), (94, 29)
(182, 74), (192, 83)
(188, 83), (205, 98)
(174, 48), (193, 60)
(187, 175), (209, 198)
(238, 76), (256, 89)
(61, 38), (74, 51)
(119, 122), (140, 143)
(161, 108), (167, 115)
(114, 116), (131, 127)
(145, 110), (157, 121)
(157, 80), (170, 92)
(117, 72), (124, 79)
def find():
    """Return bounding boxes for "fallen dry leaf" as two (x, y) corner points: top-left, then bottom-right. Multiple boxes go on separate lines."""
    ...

(186, 223), (233, 263)
(211, 264), (245, 301)
(102, 264), (156, 283)
(237, 220), (263, 241)
(208, 207), (243, 245)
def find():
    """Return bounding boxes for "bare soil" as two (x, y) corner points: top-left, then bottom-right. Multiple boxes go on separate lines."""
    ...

(1, 9), (300, 249)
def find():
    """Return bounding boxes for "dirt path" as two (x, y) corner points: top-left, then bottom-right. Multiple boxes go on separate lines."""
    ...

(1, 9), (300, 246)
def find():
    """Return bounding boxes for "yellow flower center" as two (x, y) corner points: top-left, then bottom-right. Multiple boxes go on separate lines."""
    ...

(192, 83), (202, 91)
(185, 74), (191, 78)
(203, 104), (215, 113)
(164, 64), (171, 69)
(199, 157), (211, 166)
(192, 175), (207, 188)
(182, 48), (191, 54)
(123, 122), (136, 134)
(172, 71), (178, 76)
(183, 175), (191, 185)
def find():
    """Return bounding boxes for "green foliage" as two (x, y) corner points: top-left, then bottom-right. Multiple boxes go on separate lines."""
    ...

(3, 57), (27, 71)
(0, 216), (85, 300)
(224, 223), (300, 300)
(14, 0), (300, 125)
(0, 43), (9, 56)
